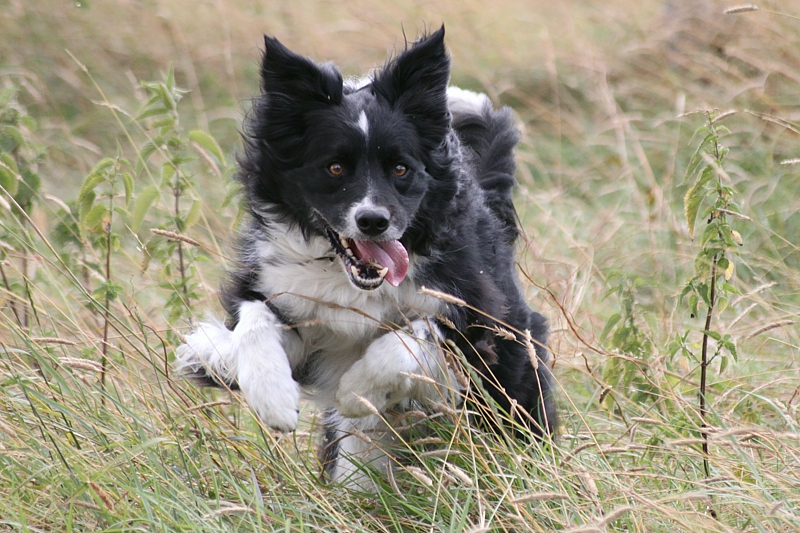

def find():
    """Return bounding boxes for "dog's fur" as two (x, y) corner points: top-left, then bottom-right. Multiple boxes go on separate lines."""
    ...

(176, 27), (555, 488)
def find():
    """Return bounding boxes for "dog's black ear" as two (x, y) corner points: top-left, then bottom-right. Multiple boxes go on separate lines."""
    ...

(373, 26), (450, 139)
(260, 36), (343, 106)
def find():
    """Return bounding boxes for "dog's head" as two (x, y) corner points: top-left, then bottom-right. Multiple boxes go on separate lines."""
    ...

(241, 27), (456, 290)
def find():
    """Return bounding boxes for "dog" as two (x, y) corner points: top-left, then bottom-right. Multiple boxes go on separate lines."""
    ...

(175, 26), (555, 488)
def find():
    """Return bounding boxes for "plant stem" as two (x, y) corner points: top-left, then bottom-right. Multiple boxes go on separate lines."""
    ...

(174, 181), (189, 302)
(0, 260), (21, 326)
(101, 193), (112, 402)
(700, 254), (718, 519)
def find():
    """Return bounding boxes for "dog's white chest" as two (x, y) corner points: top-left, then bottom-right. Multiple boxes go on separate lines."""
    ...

(253, 229), (440, 340)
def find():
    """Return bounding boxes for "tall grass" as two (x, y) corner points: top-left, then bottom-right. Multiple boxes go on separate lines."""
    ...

(1, 1), (799, 531)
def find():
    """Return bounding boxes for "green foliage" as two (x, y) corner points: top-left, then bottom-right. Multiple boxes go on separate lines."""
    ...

(0, 86), (43, 212)
(599, 275), (658, 409)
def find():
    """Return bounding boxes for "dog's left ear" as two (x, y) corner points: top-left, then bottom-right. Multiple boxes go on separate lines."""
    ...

(373, 26), (450, 142)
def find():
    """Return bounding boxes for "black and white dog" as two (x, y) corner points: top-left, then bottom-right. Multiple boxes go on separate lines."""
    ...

(176, 26), (555, 487)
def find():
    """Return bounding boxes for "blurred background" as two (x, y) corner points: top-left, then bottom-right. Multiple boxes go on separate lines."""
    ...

(4, 0), (796, 364)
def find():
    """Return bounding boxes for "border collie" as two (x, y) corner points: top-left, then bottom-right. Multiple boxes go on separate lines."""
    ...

(176, 26), (555, 488)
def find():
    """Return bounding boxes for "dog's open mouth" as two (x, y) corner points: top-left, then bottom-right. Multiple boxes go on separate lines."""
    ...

(323, 226), (409, 290)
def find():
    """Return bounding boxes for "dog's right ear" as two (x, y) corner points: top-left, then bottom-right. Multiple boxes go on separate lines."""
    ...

(260, 36), (343, 106)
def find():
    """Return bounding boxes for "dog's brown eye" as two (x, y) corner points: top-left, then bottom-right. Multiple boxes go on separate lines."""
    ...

(328, 163), (344, 176)
(394, 164), (408, 177)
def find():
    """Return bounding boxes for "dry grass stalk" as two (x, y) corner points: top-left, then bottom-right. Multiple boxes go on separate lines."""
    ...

(0, 420), (18, 439)
(523, 329), (539, 370)
(710, 110), (737, 123)
(717, 209), (753, 222)
(418, 449), (461, 458)
(89, 481), (115, 511)
(60, 357), (103, 373)
(667, 438), (706, 447)
(510, 492), (568, 503)
(745, 320), (795, 340)
(419, 286), (467, 307)
(353, 394), (381, 416)
(203, 506), (252, 519)
(399, 371), (436, 385)
(723, 5), (759, 15)
(404, 466), (433, 487)
(492, 326), (516, 340)
(349, 427), (372, 444)
(150, 228), (200, 247)
(631, 417), (663, 425)
(444, 463), (473, 487)
(31, 337), (77, 346)
(187, 399), (231, 412)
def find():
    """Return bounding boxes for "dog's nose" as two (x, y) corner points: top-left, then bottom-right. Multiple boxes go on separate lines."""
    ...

(355, 207), (391, 236)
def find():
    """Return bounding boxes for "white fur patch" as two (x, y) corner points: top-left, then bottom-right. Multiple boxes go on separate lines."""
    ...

(357, 110), (369, 137)
(326, 413), (393, 490)
(447, 86), (491, 118)
(335, 320), (459, 418)
(232, 301), (301, 431)
(176, 303), (304, 432)
(174, 317), (236, 384)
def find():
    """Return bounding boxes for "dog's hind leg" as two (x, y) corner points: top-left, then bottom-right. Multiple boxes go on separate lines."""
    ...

(318, 409), (396, 492)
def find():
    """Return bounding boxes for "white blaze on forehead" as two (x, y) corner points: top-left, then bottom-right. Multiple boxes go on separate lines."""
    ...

(357, 110), (369, 137)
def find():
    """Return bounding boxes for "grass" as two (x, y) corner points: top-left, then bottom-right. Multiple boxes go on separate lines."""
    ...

(1, 0), (800, 531)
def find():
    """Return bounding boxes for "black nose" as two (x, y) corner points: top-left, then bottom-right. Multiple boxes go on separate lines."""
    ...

(355, 207), (391, 236)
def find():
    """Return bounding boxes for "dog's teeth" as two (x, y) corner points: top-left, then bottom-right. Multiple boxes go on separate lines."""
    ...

(346, 248), (354, 257)
(377, 267), (389, 278)
(340, 237), (349, 248)
(350, 265), (359, 277)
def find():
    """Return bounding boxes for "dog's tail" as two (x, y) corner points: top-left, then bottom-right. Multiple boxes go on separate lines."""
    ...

(448, 87), (521, 242)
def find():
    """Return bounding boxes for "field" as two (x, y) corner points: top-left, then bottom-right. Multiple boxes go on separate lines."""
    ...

(1, 0), (799, 531)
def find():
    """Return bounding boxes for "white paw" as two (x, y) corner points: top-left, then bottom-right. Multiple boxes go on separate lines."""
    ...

(335, 357), (412, 418)
(240, 375), (300, 432)
(174, 320), (236, 384)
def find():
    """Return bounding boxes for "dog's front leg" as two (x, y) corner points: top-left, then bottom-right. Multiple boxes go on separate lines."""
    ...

(176, 301), (302, 432)
(335, 319), (457, 418)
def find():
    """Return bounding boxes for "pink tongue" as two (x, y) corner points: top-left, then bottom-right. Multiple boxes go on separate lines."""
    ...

(351, 239), (409, 287)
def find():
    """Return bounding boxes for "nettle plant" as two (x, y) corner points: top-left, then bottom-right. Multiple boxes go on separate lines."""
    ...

(132, 67), (233, 332)
(76, 155), (133, 390)
(0, 85), (44, 330)
(677, 112), (748, 480)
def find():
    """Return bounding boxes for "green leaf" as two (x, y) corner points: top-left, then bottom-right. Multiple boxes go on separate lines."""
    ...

(78, 190), (96, 241)
(79, 170), (108, 201)
(220, 181), (241, 209)
(136, 104), (169, 122)
(121, 172), (134, 205)
(136, 140), (159, 173)
(89, 157), (115, 175)
(701, 329), (722, 342)
(84, 204), (109, 233)
(719, 355), (729, 374)
(184, 198), (202, 228)
(599, 313), (621, 343)
(0, 153), (19, 195)
(684, 165), (716, 239)
(131, 185), (160, 231)
(161, 163), (175, 187)
(689, 293), (699, 318)
(150, 117), (176, 131)
(189, 130), (227, 166)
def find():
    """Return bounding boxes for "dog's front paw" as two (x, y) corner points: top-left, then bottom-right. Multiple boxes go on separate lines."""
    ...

(240, 376), (301, 432)
(335, 357), (412, 418)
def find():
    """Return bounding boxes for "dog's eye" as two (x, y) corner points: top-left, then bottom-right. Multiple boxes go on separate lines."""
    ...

(328, 163), (344, 176)
(393, 164), (408, 177)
